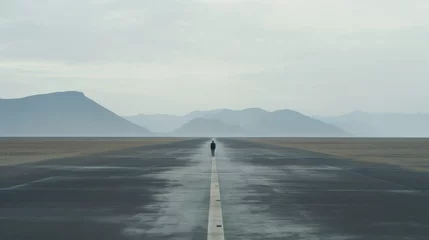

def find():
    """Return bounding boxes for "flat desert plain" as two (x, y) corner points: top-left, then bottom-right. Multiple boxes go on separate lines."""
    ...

(247, 138), (429, 171)
(0, 138), (188, 166)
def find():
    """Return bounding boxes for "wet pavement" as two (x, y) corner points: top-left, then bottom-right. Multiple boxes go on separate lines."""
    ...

(1, 138), (429, 239)
(218, 139), (429, 240)
(0, 139), (211, 240)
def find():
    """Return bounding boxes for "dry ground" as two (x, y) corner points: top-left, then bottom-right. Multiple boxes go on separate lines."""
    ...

(247, 138), (429, 172)
(0, 138), (189, 166)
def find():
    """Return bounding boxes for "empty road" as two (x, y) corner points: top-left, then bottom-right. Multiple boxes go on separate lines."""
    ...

(1, 138), (429, 239)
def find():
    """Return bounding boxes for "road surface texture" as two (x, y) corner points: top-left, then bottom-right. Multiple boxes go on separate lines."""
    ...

(1, 138), (429, 239)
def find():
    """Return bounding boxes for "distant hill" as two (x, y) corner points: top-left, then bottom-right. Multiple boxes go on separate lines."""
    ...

(0, 91), (151, 136)
(125, 109), (228, 133)
(172, 118), (248, 137)
(125, 114), (186, 133)
(315, 111), (429, 137)
(204, 108), (349, 137)
(154, 108), (349, 137)
(256, 109), (349, 137)
(130, 107), (349, 137)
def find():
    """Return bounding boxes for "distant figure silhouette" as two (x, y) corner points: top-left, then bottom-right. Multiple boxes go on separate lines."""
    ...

(210, 140), (216, 157)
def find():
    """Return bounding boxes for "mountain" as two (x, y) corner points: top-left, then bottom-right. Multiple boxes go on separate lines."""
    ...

(0, 91), (151, 136)
(172, 118), (248, 137)
(202, 108), (349, 137)
(125, 114), (186, 133)
(315, 111), (429, 137)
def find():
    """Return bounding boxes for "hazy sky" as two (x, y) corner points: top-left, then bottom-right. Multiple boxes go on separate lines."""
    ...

(1, 0), (429, 116)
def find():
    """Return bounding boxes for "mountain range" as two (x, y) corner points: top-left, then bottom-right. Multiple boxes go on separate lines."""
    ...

(127, 108), (350, 137)
(2, 91), (427, 137)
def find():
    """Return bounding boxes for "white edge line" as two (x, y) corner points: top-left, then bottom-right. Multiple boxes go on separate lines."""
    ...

(0, 177), (55, 190)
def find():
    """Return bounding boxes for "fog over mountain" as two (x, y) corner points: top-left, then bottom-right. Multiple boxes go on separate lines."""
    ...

(130, 108), (350, 137)
(172, 118), (248, 137)
(125, 114), (186, 134)
(0, 91), (151, 137)
(124, 109), (228, 133)
(3, 91), (428, 137)
(315, 111), (429, 137)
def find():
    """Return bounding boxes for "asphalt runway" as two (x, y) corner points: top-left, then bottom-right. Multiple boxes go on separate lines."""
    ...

(1, 138), (429, 239)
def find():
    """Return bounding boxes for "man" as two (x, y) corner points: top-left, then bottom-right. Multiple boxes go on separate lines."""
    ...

(210, 140), (216, 157)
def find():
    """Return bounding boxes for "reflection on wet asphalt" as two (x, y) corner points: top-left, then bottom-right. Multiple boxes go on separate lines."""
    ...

(1, 138), (429, 240)
(218, 139), (429, 240)
(0, 139), (211, 240)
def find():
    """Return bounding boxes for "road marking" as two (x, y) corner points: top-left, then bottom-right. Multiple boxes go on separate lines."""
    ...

(0, 177), (55, 190)
(208, 157), (225, 240)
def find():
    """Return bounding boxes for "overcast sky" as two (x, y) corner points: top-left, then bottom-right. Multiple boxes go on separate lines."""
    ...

(1, 0), (429, 116)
